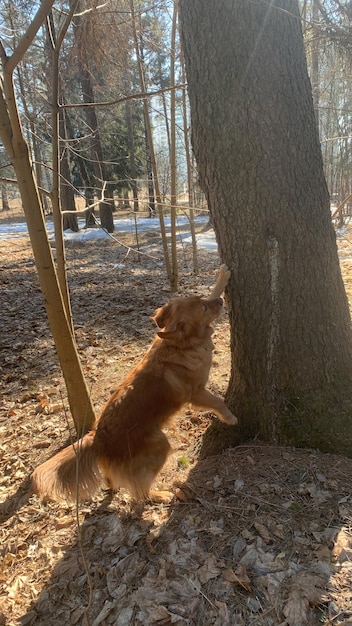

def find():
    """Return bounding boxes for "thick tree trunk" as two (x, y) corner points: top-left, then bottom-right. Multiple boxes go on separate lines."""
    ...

(179, 0), (352, 455)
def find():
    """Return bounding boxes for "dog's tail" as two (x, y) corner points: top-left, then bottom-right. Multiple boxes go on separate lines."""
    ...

(31, 431), (102, 503)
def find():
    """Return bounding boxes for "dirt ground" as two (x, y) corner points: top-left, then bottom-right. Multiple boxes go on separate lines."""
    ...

(1, 208), (352, 625)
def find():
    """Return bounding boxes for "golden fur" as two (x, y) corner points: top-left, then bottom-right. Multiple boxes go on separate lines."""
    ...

(32, 265), (237, 503)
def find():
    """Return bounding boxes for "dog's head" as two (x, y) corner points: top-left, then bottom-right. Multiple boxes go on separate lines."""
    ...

(153, 296), (223, 345)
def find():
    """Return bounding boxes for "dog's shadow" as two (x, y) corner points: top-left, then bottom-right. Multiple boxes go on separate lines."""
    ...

(18, 486), (190, 625)
(12, 424), (238, 624)
(12, 436), (350, 626)
(0, 476), (33, 525)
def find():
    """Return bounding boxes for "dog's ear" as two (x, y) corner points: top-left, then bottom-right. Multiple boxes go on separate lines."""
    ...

(153, 302), (173, 329)
(157, 323), (184, 342)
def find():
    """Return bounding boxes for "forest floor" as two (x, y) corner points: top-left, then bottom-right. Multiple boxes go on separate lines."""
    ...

(1, 208), (352, 625)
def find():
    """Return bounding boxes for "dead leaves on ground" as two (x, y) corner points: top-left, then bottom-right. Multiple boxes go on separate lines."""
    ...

(2, 444), (352, 625)
(2, 237), (352, 624)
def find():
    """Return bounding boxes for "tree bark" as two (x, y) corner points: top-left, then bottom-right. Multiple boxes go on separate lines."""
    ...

(59, 109), (78, 231)
(0, 72), (95, 433)
(130, 0), (172, 281)
(179, 0), (352, 455)
(79, 66), (114, 233)
(1, 184), (9, 211)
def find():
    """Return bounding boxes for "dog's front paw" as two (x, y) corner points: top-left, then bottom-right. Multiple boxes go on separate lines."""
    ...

(218, 264), (231, 286)
(208, 264), (231, 300)
(224, 412), (238, 426)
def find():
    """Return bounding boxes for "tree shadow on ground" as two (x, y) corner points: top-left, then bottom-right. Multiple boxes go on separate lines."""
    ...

(180, 441), (352, 624)
(12, 443), (352, 626)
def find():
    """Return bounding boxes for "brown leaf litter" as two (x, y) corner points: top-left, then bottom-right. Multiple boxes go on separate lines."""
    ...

(1, 211), (352, 625)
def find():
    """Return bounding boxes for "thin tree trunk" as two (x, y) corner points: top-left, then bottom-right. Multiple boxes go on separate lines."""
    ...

(125, 100), (139, 211)
(14, 63), (49, 215)
(1, 184), (9, 211)
(84, 187), (96, 227)
(80, 68), (114, 232)
(311, 0), (320, 134)
(145, 136), (155, 216)
(181, 55), (198, 274)
(60, 109), (78, 232)
(0, 65), (95, 433)
(65, 110), (96, 226)
(124, 71), (139, 211)
(169, 0), (178, 292)
(130, 0), (172, 282)
(46, 4), (78, 331)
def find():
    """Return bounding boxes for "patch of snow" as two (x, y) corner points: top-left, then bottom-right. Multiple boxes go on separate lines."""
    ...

(0, 215), (217, 250)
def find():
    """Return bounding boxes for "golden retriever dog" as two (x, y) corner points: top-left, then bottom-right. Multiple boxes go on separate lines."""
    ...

(32, 265), (237, 504)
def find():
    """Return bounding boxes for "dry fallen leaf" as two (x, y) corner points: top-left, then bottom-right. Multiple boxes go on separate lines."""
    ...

(197, 555), (221, 584)
(173, 486), (192, 501)
(283, 590), (310, 625)
(254, 521), (271, 543)
(214, 600), (230, 625)
(283, 571), (327, 625)
(224, 564), (252, 592)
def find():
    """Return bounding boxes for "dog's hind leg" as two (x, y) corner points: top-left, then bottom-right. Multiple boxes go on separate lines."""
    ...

(109, 429), (173, 502)
(139, 430), (174, 503)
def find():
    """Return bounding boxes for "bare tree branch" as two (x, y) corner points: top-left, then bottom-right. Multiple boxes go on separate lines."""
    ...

(60, 83), (186, 109)
(5, 0), (56, 73)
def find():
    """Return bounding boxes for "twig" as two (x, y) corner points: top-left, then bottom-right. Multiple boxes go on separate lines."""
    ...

(90, 212), (160, 261)
(61, 391), (94, 625)
(186, 577), (218, 610)
(337, 233), (352, 248)
(60, 83), (187, 110)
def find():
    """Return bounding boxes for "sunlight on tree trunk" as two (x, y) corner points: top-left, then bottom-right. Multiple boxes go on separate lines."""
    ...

(47, 3), (79, 334)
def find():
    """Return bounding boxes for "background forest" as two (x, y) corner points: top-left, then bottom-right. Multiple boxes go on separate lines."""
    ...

(1, 0), (352, 228)
(0, 0), (195, 232)
(2, 2), (352, 626)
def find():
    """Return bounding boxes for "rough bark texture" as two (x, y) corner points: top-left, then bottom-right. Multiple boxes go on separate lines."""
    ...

(179, 0), (352, 455)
